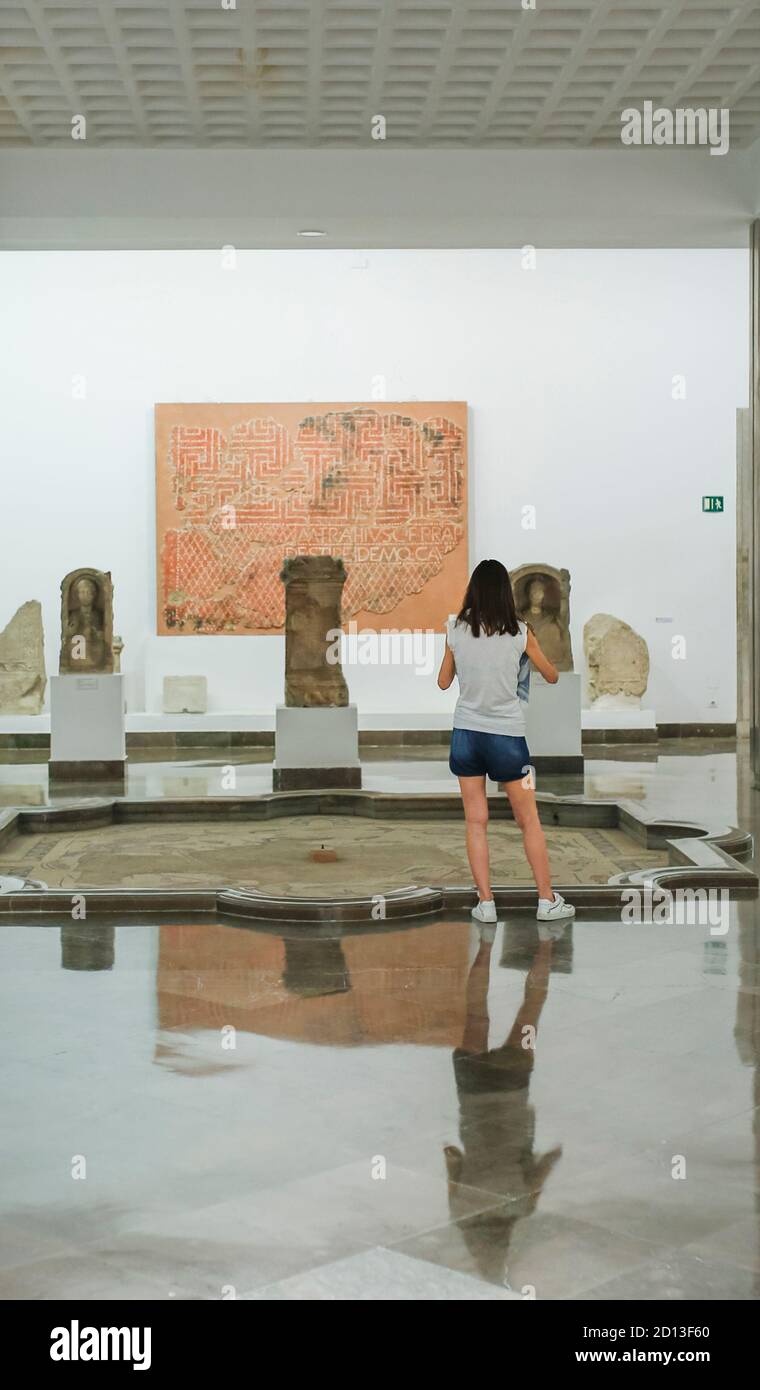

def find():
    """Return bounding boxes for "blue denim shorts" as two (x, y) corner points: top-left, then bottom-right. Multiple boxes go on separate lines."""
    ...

(449, 727), (531, 783)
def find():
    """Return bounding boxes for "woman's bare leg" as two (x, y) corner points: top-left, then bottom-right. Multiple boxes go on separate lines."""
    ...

(504, 777), (553, 901)
(458, 775), (492, 901)
(459, 937), (493, 1054)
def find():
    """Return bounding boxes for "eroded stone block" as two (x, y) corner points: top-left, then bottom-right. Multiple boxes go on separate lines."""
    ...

(584, 613), (649, 703)
(163, 676), (208, 714)
(0, 600), (47, 714)
(281, 555), (349, 707)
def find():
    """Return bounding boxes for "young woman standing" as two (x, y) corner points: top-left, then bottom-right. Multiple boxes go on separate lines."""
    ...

(438, 558), (575, 925)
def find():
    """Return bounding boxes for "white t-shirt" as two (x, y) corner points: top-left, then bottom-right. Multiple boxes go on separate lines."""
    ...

(446, 617), (528, 736)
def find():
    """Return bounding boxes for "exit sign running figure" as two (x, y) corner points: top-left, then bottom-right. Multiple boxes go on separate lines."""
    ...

(702, 496), (724, 512)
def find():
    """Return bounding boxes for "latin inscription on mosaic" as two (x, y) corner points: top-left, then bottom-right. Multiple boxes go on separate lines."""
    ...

(155, 403), (467, 634)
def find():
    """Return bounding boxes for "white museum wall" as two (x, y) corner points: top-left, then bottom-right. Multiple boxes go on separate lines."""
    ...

(0, 248), (747, 727)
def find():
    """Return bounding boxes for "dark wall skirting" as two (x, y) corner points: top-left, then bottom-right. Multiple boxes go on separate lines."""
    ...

(49, 760), (126, 783)
(584, 723), (736, 744)
(532, 755), (584, 772)
(655, 723), (736, 739)
(582, 729), (655, 744)
(272, 766), (362, 790)
(0, 723), (739, 751)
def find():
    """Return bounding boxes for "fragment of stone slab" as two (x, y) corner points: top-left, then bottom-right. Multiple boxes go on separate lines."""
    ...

(163, 675), (208, 714)
(584, 613), (649, 703)
(281, 556), (349, 707)
(0, 600), (47, 714)
(0, 874), (48, 893)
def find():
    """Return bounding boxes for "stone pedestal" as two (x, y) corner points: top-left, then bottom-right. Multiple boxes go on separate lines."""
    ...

(273, 704), (361, 790)
(49, 674), (126, 784)
(582, 695), (657, 741)
(524, 672), (582, 771)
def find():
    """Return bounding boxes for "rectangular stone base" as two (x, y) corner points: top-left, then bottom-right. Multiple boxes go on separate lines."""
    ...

(275, 703), (360, 766)
(272, 765), (362, 791)
(525, 672), (582, 758)
(273, 705), (361, 792)
(49, 759), (126, 784)
(50, 674), (126, 763)
(582, 705), (656, 732)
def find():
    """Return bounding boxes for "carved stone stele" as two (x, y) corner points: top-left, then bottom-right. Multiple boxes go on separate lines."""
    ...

(584, 613), (649, 703)
(59, 569), (114, 675)
(281, 556), (349, 708)
(511, 563), (574, 672)
(0, 600), (47, 714)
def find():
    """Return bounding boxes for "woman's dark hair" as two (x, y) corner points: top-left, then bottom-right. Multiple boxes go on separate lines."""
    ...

(456, 559), (519, 637)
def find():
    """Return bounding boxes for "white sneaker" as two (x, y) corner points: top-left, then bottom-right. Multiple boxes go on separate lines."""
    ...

(471, 898), (497, 923)
(536, 892), (575, 922)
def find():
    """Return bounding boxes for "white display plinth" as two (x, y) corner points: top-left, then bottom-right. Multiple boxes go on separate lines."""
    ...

(524, 672), (582, 768)
(582, 701), (657, 732)
(273, 703), (361, 790)
(50, 674), (126, 778)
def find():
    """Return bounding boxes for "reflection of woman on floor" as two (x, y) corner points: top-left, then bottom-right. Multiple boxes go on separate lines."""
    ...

(438, 558), (574, 924)
(444, 926), (563, 1287)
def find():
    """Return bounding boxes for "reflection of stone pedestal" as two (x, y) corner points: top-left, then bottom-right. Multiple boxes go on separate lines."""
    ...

(273, 704), (361, 791)
(49, 674), (126, 784)
(61, 923), (115, 971)
(282, 938), (351, 996)
(524, 672), (582, 772)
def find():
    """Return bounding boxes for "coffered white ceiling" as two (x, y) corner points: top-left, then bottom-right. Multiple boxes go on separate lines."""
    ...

(1, 0), (760, 149)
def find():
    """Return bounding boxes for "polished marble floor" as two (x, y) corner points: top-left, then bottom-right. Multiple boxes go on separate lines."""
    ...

(0, 738), (743, 825)
(0, 904), (758, 1301)
(0, 739), (758, 1301)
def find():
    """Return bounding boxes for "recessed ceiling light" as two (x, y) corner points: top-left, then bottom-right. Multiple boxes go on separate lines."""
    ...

(297, 229), (327, 238)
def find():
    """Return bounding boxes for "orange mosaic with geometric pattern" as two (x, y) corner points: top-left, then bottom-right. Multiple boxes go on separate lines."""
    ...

(155, 402), (467, 634)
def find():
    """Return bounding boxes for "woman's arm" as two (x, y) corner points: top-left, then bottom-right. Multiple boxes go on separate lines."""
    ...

(525, 627), (559, 684)
(437, 642), (456, 690)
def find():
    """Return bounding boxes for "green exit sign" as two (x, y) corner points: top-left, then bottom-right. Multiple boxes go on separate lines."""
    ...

(702, 495), (724, 513)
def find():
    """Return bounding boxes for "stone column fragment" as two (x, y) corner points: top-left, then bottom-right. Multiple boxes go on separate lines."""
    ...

(280, 556), (349, 708)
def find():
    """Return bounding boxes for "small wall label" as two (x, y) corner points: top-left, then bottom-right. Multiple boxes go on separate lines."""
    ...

(702, 495), (724, 512)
